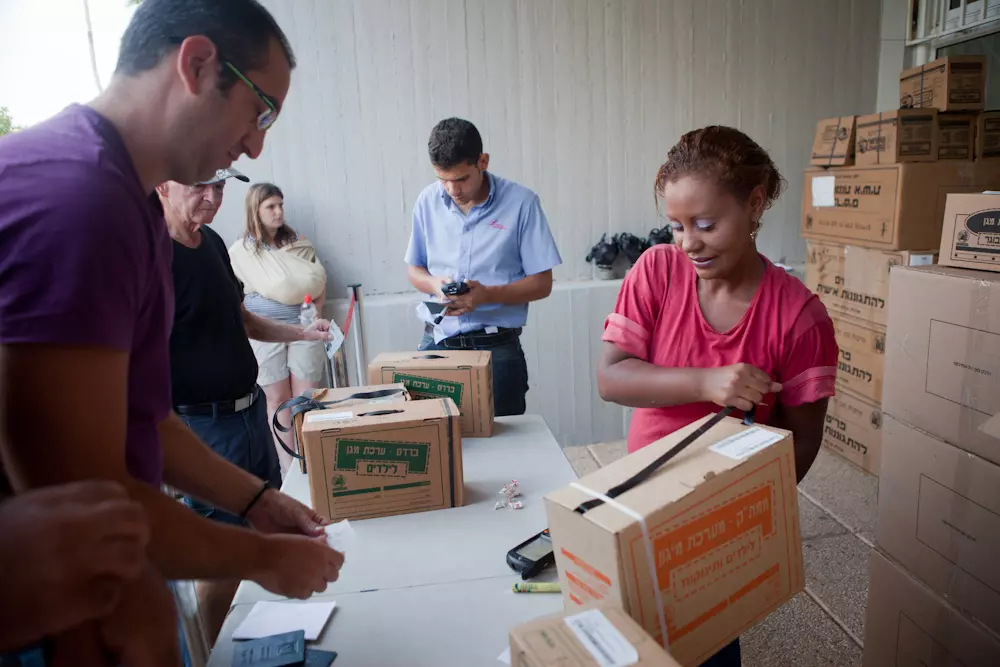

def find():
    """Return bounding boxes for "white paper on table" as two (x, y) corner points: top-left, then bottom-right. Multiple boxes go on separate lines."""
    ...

(231, 600), (337, 641)
(497, 647), (511, 665)
(324, 519), (356, 557)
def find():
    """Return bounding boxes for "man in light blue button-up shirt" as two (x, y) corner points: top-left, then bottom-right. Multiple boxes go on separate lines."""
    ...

(405, 118), (562, 416)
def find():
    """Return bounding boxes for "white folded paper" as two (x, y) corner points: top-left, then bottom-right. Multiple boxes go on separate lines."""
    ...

(324, 519), (356, 556)
(232, 600), (337, 641)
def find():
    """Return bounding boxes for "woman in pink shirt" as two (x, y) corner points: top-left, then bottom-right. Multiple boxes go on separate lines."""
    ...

(598, 126), (838, 666)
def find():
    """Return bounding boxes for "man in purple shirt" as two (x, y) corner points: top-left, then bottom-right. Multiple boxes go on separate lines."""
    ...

(0, 0), (342, 660)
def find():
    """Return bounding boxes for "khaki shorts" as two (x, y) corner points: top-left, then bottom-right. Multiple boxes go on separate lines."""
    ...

(250, 339), (327, 386)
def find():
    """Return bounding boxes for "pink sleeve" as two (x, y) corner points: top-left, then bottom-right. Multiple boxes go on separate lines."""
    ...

(778, 298), (839, 407)
(601, 249), (667, 362)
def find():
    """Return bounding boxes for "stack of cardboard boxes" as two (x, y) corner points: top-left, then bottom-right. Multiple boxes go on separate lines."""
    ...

(802, 54), (1000, 476)
(861, 197), (1000, 665)
(840, 55), (1000, 665)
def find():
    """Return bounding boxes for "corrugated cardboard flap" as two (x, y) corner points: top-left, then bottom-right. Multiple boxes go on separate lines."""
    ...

(902, 262), (1000, 283)
(546, 415), (793, 534)
(310, 384), (410, 403)
(370, 350), (491, 369)
(302, 396), (457, 434)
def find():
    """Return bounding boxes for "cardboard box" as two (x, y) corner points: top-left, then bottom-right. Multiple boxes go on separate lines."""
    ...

(884, 264), (1000, 466)
(368, 350), (494, 437)
(821, 386), (882, 475)
(877, 414), (1000, 635)
(832, 315), (885, 403)
(939, 192), (1000, 272)
(300, 398), (463, 521)
(306, 384), (410, 407)
(863, 550), (1000, 667)
(545, 415), (803, 667)
(805, 240), (936, 327)
(855, 109), (937, 166)
(938, 113), (976, 160)
(810, 116), (856, 167)
(976, 110), (1000, 160)
(900, 55), (987, 112)
(291, 384), (410, 474)
(801, 161), (1000, 250)
(509, 603), (681, 667)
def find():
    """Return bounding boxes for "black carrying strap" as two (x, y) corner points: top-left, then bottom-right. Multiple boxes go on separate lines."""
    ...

(575, 407), (735, 514)
(270, 388), (407, 460)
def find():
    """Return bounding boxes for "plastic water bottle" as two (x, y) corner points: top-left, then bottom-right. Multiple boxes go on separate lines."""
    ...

(300, 294), (318, 327)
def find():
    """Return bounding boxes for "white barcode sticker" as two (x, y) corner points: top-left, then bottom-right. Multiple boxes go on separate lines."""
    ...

(306, 411), (353, 423)
(709, 427), (783, 460)
(811, 175), (836, 207)
(564, 610), (639, 667)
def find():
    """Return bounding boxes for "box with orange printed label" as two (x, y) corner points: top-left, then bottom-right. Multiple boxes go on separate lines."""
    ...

(545, 415), (803, 667)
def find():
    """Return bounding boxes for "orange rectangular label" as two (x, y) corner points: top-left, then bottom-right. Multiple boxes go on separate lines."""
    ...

(653, 484), (774, 588)
(560, 548), (612, 586)
(562, 548), (611, 603)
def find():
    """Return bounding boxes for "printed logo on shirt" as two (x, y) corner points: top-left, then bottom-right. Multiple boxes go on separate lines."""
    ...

(489, 219), (508, 231)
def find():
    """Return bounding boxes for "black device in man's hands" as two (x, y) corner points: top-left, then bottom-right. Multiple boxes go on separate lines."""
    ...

(441, 281), (470, 297)
(431, 281), (472, 325)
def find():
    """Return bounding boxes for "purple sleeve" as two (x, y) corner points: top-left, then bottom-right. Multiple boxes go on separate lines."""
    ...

(0, 170), (144, 351)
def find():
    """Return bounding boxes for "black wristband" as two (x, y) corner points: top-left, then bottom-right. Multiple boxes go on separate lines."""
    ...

(240, 481), (270, 520)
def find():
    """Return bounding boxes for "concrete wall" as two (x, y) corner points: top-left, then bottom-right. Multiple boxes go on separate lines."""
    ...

(877, 0), (910, 111)
(214, 0), (882, 446)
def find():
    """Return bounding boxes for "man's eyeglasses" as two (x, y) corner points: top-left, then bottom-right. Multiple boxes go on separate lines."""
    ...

(224, 60), (278, 131)
(166, 37), (279, 131)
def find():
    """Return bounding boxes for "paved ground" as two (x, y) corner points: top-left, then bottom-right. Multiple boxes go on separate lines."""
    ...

(562, 441), (877, 667)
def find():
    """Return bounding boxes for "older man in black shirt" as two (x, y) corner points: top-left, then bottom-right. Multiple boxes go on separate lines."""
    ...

(157, 168), (332, 640)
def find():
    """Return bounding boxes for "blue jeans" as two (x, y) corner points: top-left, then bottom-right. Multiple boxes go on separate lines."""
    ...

(701, 638), (741, 666)
(178, 388), (281, 525)
(418, 332), (529, 417)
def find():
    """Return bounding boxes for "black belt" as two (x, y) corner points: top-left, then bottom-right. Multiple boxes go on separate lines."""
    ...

(174, 386), (259, 417)
(424, 325), (521, 349)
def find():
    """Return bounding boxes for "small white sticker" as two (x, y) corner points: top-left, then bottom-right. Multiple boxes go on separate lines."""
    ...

(709, 427), (784, 460)
(564, 610), (639, 667)
(908, 253), (935, 267)
(811, 175), (836, 207)
(306, 411), (353, 423)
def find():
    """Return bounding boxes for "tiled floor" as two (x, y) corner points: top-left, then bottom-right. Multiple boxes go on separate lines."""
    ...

(561, 442), (878, 667)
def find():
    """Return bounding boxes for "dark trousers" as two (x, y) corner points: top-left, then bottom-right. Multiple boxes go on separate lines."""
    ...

(701, 639), (741, 666)
(177, 387), (281, 525)
(418, 330), (529, 417)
